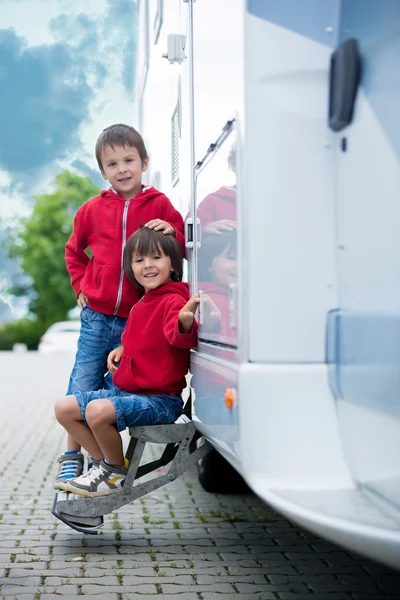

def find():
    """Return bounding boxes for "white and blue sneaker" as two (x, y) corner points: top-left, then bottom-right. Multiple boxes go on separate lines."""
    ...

(53, 450), (84, 491)
(64, 459), (128, 497)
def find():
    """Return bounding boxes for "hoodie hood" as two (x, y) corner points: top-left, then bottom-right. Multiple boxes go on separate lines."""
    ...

(145, 281), (189, 301)
(100, 185), (165, 204)
(213, 186), (236, 203)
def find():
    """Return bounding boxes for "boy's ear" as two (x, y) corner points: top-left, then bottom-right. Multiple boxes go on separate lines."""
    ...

(142, 156), (149, 173)
(100, 169), (108, 181)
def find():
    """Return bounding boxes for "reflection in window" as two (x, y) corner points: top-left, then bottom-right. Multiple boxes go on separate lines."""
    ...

(137, 0), (149, 99)
(171, 103), (180, 186)
(171, 80), (181, 188)
(153, 0), (163, 44)
(196, 128), (237, 345)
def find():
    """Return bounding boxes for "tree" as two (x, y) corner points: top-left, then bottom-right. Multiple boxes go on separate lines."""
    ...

(9, 171), (99, 327)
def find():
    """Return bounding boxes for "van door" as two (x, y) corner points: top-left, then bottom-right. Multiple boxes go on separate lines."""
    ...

(190, 0), (243, 348)
(328, 1), (400, 512)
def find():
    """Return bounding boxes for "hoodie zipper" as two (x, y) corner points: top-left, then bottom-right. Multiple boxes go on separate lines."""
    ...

(113, 199), (130, 315)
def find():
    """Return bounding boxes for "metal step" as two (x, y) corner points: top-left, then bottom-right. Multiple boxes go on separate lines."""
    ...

(53, 420), (211, 533)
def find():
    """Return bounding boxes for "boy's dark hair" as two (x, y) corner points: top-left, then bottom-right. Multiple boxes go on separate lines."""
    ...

(198, 230), (237, 282)
(124, 228), (183, 291)
(95, 124), (148, 170)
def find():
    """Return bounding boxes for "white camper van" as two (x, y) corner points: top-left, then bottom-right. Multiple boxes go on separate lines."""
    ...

(134, 0), (400, 569)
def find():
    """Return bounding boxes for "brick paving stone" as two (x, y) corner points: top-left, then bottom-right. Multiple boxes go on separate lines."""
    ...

(308, 581), (384, 594)
(162, 582), (236, 593)
(352, 596), (400, 600)
(81, 583), (157, 594)
(1, 353), (400, 600)
(279, 595), (353, 600)
(201, 595), (278, 600)
(39, 596), (120, 600)
(0, 595), (38, 600)
(123, 595), (199, 600)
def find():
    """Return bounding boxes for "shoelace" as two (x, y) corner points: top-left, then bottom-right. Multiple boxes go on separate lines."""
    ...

(57, 459), (82, 481)
(75, 463), (104, 485)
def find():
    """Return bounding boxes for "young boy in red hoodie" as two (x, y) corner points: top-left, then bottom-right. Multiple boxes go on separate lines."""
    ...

(196, 144), (236, 236)
(56, 124), (185, 488)
(54, 228), (199, 497)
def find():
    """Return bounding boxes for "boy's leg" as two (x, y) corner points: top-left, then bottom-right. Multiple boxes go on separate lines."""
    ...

(60, 392), (182, 498)
(63, 392), (183, 497)
(55, 395), (105, 461)
(62, 309), (126, 468)
(54, 393), (103, 492)
(63, 399), (128, 497)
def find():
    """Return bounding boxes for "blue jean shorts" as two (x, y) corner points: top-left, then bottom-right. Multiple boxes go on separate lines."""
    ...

(74, 376), (183, 432)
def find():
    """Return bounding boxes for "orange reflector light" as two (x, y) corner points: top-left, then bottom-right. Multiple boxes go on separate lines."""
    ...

(224, 388), (236, 409)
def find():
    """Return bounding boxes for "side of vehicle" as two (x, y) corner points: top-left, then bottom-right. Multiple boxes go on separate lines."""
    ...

(136, 0), (400, 569)
(38, 320), (80, 354)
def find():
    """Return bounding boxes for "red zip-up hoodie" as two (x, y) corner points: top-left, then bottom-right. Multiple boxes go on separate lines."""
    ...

(65, 186), (185, 318)
(197, 186), (236, 229)
(112, 282), (197, 395)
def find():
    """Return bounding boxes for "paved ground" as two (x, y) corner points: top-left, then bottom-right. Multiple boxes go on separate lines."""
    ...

(0, 352), (399, 600)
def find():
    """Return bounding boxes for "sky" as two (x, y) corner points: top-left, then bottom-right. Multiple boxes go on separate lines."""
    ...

(0, 0), (138, 320)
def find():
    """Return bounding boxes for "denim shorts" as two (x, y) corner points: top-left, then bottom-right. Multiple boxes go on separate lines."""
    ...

(67, 307), (127, 395)
(74, 377), (183, 432)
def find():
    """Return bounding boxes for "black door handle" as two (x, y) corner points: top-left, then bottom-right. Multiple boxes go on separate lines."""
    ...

(328, 38), (361, 132)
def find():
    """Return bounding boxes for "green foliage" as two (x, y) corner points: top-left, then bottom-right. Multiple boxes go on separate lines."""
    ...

(0, 319), (44, 350)
(9, 171), (99, 327)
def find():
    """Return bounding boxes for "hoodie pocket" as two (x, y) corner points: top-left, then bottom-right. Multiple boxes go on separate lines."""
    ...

(82, 262), (120, 304)
(113, 353), (135, 391)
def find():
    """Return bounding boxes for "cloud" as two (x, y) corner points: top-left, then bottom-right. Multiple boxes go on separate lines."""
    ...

(0, 0), (137, 204)
(0, 28), (93, 182)
(49, 12), (108, 88)
(105, 0), (137, 30)
(71, 159), (103, 188)
(123, 34), (136, 93)
(103, 0), (138, 93)
(49, 0), (137, 93)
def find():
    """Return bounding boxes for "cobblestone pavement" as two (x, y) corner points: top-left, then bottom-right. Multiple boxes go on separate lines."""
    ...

(0, 352), (399, 600)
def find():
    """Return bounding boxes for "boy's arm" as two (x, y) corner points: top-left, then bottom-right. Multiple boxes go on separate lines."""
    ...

(160, 200), (185, 254)
(163, 295), (199, 348)
(65, 207), (90, 297)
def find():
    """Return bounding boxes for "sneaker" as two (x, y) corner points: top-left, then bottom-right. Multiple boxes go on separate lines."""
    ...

(53, 451), (84, 491)
(87, 456), (100, 471)
(64, 459), (128, 497)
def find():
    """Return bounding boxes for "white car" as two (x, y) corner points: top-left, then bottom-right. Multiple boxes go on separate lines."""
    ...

(38, 320), (80, 354)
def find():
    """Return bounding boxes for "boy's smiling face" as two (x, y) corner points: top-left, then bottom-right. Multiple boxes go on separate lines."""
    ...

(131, 247), (172, 292)
(211, 245), (237, 288)
(100, 144), (149, 200)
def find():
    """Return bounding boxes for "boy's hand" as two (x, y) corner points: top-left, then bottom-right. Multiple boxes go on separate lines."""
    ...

(77, 292), (88, 308)
(203, 294), (221, 332)
(178, 293), (200, 333)
(144, 219), (175, 236)
(107, 346), (124, 374)
(203, 219), (236, 236)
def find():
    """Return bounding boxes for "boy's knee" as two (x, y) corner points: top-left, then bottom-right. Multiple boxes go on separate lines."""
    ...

(86, 400), (115, 428)
(54, 395), (77, 423)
